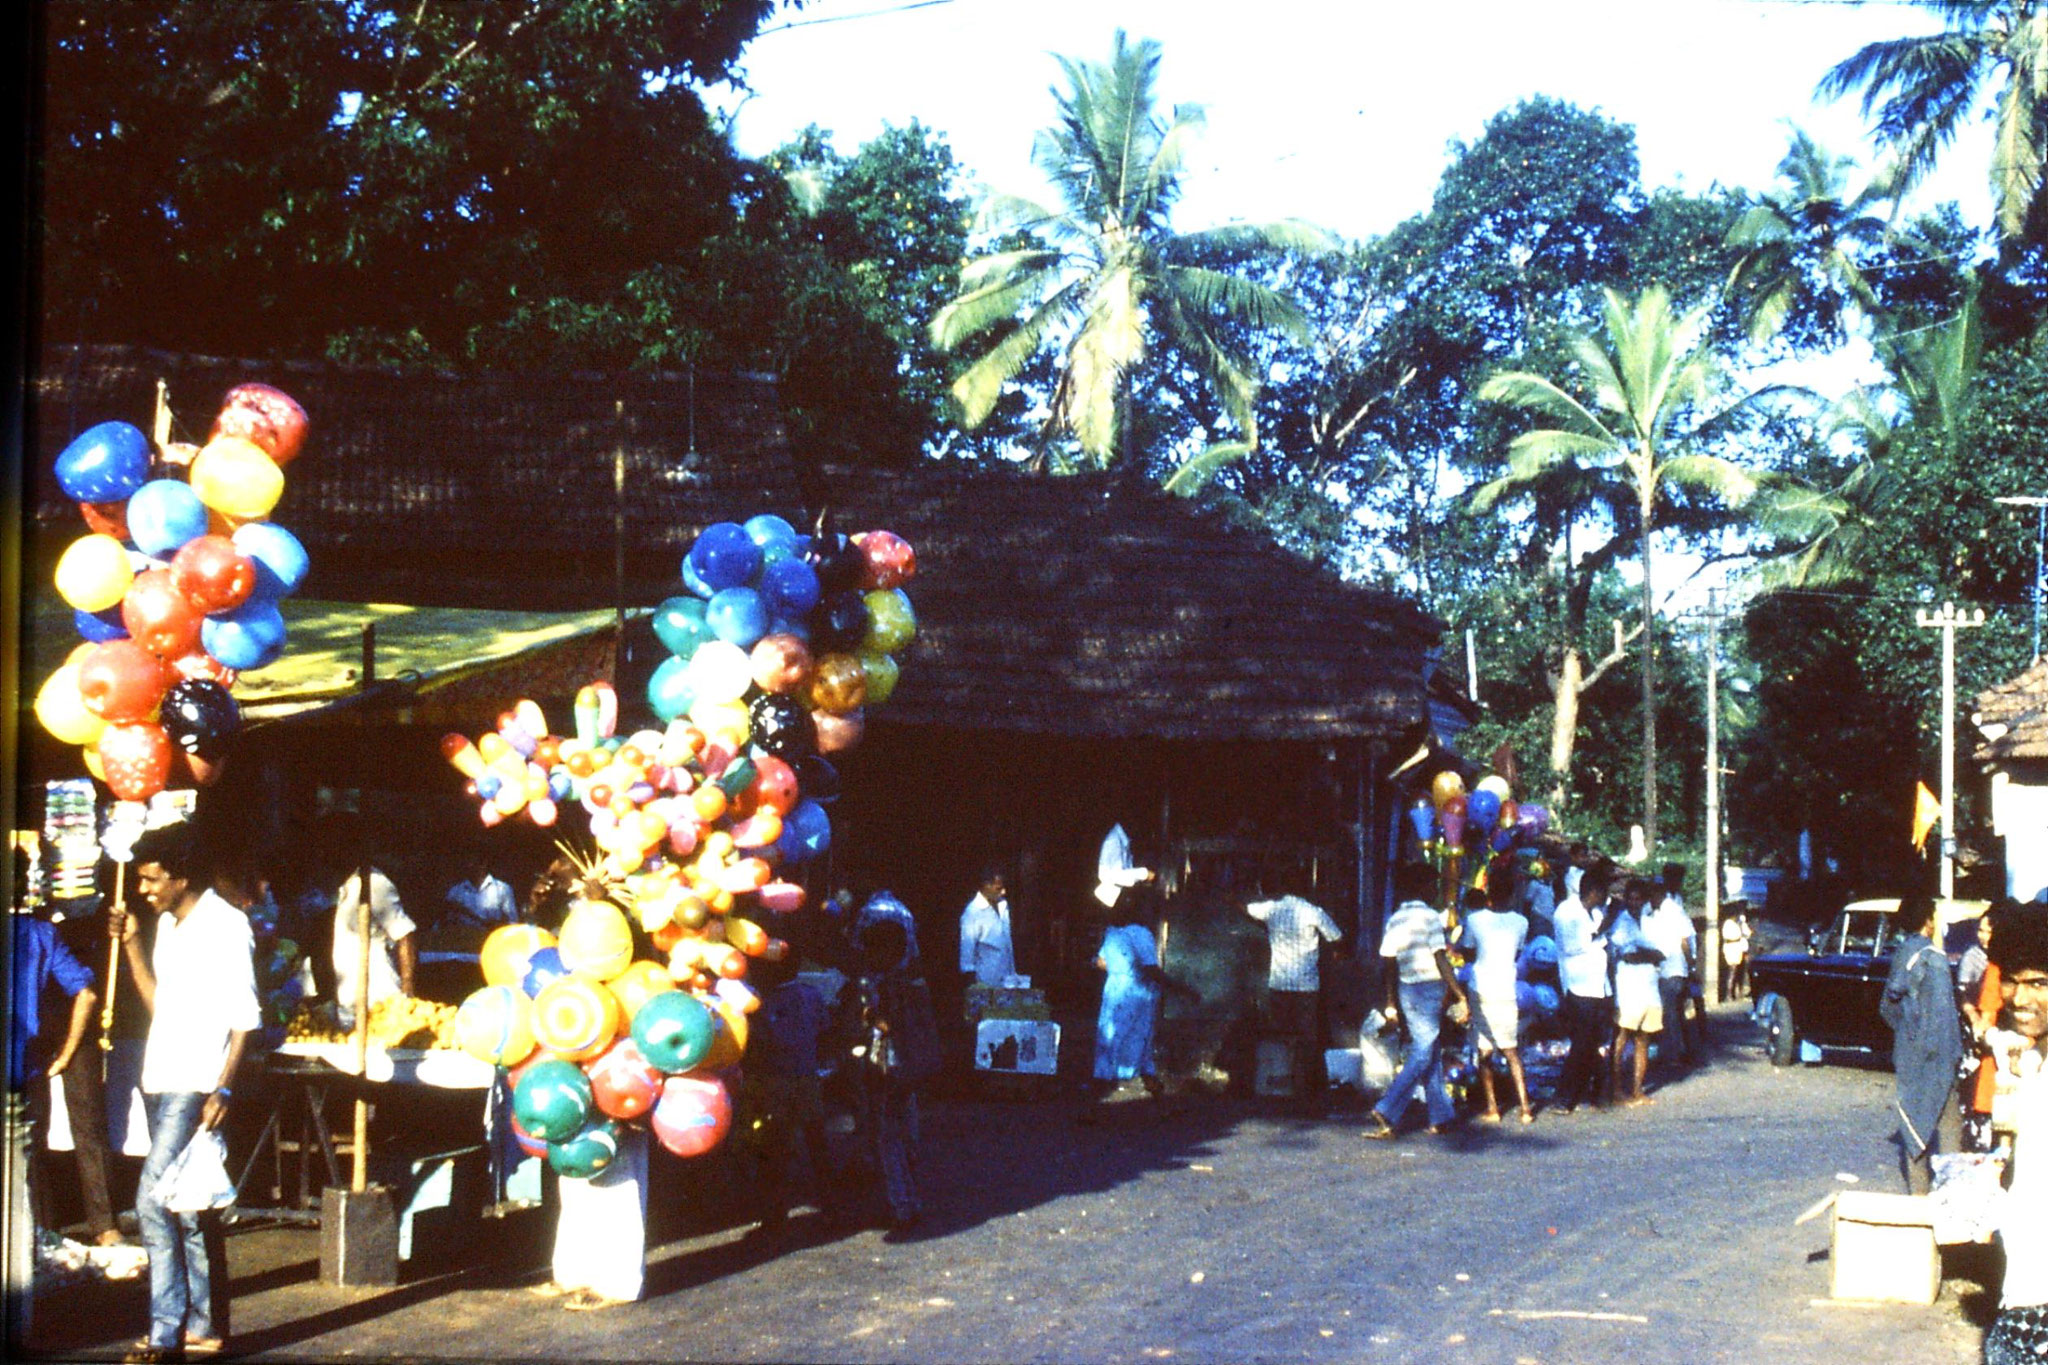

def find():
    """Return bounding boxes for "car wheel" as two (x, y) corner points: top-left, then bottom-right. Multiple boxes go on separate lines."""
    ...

(1762, 992), (1797, 1067)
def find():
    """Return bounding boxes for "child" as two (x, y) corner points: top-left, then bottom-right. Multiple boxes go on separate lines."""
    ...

(838, 917), (940, 1231)
(742, 952), (831, 1234)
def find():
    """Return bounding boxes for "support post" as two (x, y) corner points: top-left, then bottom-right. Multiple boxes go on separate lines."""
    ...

(1915, 602), (1986, 900)
(1703, 590), (1721, 1007)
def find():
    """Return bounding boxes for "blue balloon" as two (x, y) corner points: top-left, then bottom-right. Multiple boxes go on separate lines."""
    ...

(232, 523), (309, 601)
(646, 655), (697, 723)
(74, 606), (128, 643)
(758, 556), (820, 617)
(680, 555), (717, 599)
(127, 480), (211, 557)
(548, 767), (573, 802)
(652, 596), (713, 659)
(743, 514), (799, 558)
(777, 799), (832, 864)
(705, 587), (769, 649)
(521, 946), (570, 999)
(766, 614), (810, 643)
(1407, 798), (1435, 845)
(1466, 788), (1502, 835)
(201, 600), (287, 671)
(54, 421), (151, 504)
(476, 773), (503, 800)
(688, 522), (762, 593)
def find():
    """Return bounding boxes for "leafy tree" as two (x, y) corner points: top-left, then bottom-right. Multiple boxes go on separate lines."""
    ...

(928, 30), (1328, 475)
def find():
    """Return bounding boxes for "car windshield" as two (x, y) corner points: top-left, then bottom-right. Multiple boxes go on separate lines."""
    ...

(1838, 912), (1892, 958)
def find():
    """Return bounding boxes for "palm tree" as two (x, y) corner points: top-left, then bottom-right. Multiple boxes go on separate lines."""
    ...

(1474, 286), (1765, 851)
(929, 31), (1329, 476)
(1818, 0), (2048, 255)
(1726, 130), (1903, 345)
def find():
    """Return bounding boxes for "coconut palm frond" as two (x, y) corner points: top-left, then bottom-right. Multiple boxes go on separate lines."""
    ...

(1162, 439), (1254, 496)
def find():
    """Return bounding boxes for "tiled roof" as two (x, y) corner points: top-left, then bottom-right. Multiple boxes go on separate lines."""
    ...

(1976, 657), (2048, 762)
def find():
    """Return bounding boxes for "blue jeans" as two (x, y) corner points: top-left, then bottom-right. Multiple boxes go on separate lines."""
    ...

(1374, 980), (1454, 1130)
(138, 1092), (215, 1349)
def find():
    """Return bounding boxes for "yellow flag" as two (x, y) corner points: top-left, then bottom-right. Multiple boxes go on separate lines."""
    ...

(1911, 782), (1941, 850)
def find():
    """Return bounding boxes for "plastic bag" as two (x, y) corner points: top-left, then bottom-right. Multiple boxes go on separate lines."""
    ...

(155, 1128), (235, 1213)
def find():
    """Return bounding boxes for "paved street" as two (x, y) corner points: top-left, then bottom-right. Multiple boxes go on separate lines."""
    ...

(29, 1008), (1993, 1364)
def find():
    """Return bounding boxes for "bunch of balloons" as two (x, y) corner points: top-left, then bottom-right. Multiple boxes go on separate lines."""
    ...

(35, 385), (313, 801)
(1407, 770), (1551, 877)
(455, 896), (755, 1176)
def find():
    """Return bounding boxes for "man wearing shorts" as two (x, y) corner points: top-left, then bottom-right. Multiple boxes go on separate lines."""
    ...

(1460, 878), (1534, 1124)
(1607, 878), (1665, 1107)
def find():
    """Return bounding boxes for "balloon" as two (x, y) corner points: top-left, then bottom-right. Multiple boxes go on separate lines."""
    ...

(586, 1037), (662, 1121)
(54, 421), (151, 503)
(511, 1057), (592, 1142)
(794, 754), (840, 803)
(680, 554), (717, 599)
(1518, 804), (1551, 839)
(813, 707), (864, 755)
(547, 1116), (621, 1179)
(180, 749), (228, 789)
(34, 664), (106, 746)
(858, 651), (900, 706)
(705, 587), (769, 649)
(606, 961), (676, 1022)
(121, 569), (206, 659)
(453, 985), (537, 1067)
(481, 924), (556, 989)
(854, 530), (916, 590)
(1490, 825), (1516, 854)
(210, 383), (309, 466)
(745, 754), (800, 816)
(200, 600), (287, 671)
(1430, 770), (1466, 810)
(169, 649), (237, 687)
(646, 655), (697, 724)
(649, 1073), (732, 1158)
(757, 882), (806, 915)
(652, 596), (714, 660)
(231, 522), (309, 600)
(750, 633), (813, 696)
(79, 501), (131, 541)
(1476, 774), (1512, 803)
(743, 514), (799, 557)
(127, 480), (212, 558)
(687, 523), (762, 593)
(777, 799), (832, 864)
(809, 590), (869, 654)
(556, 899), (636, 980)
(97, 722), (174, 801)
(1466, 788), (1502, 835)
(807, 653), (867, 716)
(1407, 796), (1435, 844)
(685, 640), (752, 705)
(758, 556), (821, 618)
(54, 534), (135, 612)
(1440, 793), (1468, 846)
(531, 976), (622, 1062)
(801, 532), (865, 593)
(521, 946), (571, 998)
(76, 640), (169, 722)
(73, 607), (128, 643)
(508, 1115), (549, 1160)
(630, 990), (716, 1073)
(170, 535), (257, 613)
(745, 692), (815, 760)
(860, 589), (916, 654)
(189, 436), (284, 520)
(158, 678), (241, 760)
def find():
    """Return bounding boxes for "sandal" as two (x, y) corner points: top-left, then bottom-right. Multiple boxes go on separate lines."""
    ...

(183, 1336), (226, 1357)
(526, 1280), (572, 1298)
(1362, 1115), (1398, 1141)
(564, 1289), (631, 1312)
(123, 1343), (183, 1364)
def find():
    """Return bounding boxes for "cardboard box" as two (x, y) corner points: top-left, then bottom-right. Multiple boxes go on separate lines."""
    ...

(1831, 1191), (1939, 1304)
(1254, 1038), (1304, 1097)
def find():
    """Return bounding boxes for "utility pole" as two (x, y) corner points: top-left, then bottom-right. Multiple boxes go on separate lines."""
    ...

(1703, 588), (1722, 1007)
(1915, 602), (1986, 899)
(1994, 495), (2047, 662)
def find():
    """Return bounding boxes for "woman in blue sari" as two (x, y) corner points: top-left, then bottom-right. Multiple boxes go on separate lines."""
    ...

(1090, 883), (1168, 1100)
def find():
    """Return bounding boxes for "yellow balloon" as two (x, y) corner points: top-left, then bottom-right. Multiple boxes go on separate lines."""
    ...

(54, 534), (134, 613)
(861, 589), (916, 654)
(480, 923), (556, 989)
(687, 697), (750, 748)
(857, 651), (900, 706)
(557, 898), (635, 981)
(1431, 770), (1467, 809)
(83, 746), (107, 781)
(35, 663), (107, 746)
(453, 985), (537, 1068)
(531, 976), (621, 1061)
(606, 959), (674, 1021)
(190, 436), (284, 520)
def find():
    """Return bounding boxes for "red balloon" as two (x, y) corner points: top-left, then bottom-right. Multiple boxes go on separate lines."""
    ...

(170, 535), (257, 613)
(747, 754), (800, 816)
(211, 383), (309, 466)
(80, 501), (130, 540)
(97, 722), (174, 801)
(585, 1037), (661, 1121)
(854, 530), (916, 590)
(170, 650), (238, 689)
(121, 569), (206, 660)
(649, 1073), (732, 1158)
(508, 1115), (548, 1160)
(749, 633), (814, 696)
(76, 641), (170, 722)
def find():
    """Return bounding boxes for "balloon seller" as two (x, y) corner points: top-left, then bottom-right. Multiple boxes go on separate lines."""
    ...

(445, 514), (917, 1305)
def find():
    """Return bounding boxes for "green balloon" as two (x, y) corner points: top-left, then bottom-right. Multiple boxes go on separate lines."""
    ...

(546, 1116), (620, 1179)
(631, 991), (716, 1073)
(512, 1058), (592, 1142)
(653, 596), (715, 660)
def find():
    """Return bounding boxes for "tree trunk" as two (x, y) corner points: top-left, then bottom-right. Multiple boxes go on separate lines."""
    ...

(1549, 645), (1584, 813)
(1640, 493), (1658, 855)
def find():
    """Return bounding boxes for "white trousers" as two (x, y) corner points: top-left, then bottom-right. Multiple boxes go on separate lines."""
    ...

(551, 1126), (647, 1302)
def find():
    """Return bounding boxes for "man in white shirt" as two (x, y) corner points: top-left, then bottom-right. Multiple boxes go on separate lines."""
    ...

(1367, 865), (1467, 1139)
(1608, 878), (1667, 1107)
(958, 866), (1015, 989)
(114, 826), (259, 1360)
(1461, 878), (1535, 1124)
(1551, 864), (1615, 1111)
(332, 861), (417, 1029)
(1248, 881), (1343, 1104)
(1095, 822), (1153, 908)
(1644, 862), (1699, 1071)
(1984, 908), (2048, 1363)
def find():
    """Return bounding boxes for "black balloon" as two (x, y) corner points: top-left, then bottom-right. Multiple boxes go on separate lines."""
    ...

(160, 678), (242, 760)
(802, 532), (865, 594)
(809, 590), (870, 654)
(793, 753), (840, 804)
(747, 692), (816, 760)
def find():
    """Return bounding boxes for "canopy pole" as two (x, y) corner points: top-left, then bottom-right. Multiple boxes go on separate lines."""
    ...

(352, 862), (372, 1192)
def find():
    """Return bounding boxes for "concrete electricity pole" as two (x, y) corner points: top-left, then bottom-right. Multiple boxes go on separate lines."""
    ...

(1703, 588), (1723, 1006)
(1915, 602), (1986, 899)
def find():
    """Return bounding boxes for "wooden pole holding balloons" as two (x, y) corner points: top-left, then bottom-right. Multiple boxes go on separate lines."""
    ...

(99, 861), (124, 1054)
